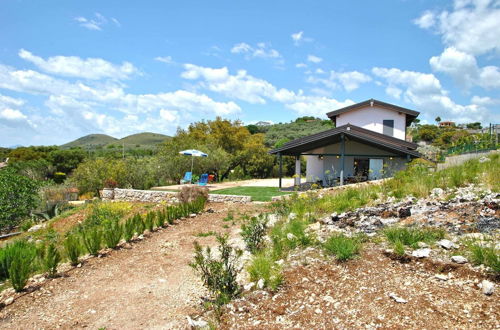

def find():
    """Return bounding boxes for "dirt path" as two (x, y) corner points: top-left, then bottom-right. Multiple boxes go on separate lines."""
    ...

(0, 203), (259, 330)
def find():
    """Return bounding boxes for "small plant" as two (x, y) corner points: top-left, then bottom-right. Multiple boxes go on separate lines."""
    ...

(144, 212), (155, 232)
(468, 243), (500, 274)
(134, 214), (145, 234)
(156, 210), (166, 228)
(223, 210), (234, 222)
(6, 242), (37, 292)
(0, 240), (37, 281)
(323, 234), (362, 261)
(64, 234), (82, 266)
(190, 234), (242, 307)
(43, 243), (61, 277)
(103, 219), (123, 249)
(81, 227), (102, 256)
(241, 215), (268, 253)
(123, 217), (136, 242)
(393, 239), (406, 257)
(196, 231), (216, 237)
(383, 226), (445, 248)
(247, 252), (283, 290)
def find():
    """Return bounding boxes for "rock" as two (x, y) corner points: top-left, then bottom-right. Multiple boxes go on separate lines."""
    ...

(431, 188), (444, 196)
(189, 213), (197, 218)
(330, 212), (339, 221)
(286, 233), (296, 241)
(4, 297), (14, 305)
(257, 279), (265, 289)
(308, 222), (320, 232)
(451, 255), (468, 264)
(244, 282), (255, 291)
(435, 274), (448, 281)
(417, 242), (429, 248)
(412, 248), (431, 258)
(288, 213), (297, 220)
(479, 280), (495, 296)
(27, 223), (46, 233)
(186, 316), (208, 328)
(388, 292), (407, 303)
(315, 308), (322, 314)
(398, 207), (411, 218)
(438, 239), (457, 250)
(323, 295), (335, 304)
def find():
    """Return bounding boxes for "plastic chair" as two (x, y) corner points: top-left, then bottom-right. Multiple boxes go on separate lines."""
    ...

(180, 172), (192, 184)
(198, 173), (208, 186)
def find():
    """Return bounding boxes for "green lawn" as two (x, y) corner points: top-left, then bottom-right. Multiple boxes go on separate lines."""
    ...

(211, 186), (291, 202)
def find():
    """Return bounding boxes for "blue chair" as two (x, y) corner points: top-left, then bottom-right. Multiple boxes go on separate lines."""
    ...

(198, 173), (208, 186)
(180, 172), (192, 184)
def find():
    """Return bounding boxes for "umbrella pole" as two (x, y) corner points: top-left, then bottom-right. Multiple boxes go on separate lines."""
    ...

(190, 156), (194, 183)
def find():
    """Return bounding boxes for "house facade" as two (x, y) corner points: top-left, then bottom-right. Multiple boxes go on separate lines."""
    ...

(270, 99), (421, 187)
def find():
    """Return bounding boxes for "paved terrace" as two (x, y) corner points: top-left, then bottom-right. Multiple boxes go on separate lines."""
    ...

(151, 177), (298, 192)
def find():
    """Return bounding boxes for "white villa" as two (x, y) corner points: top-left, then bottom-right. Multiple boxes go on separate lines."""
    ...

(270, 99), (421, 188)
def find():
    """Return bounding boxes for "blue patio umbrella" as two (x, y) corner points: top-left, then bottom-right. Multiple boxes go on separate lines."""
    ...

(179, 149), (208, 182)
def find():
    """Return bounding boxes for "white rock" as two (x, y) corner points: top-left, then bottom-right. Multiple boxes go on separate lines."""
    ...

(323, 295), (335, 304)
(412, 248), (431, 258)
(417, 242), (429, 248)
(451, 256), (468, 264)
(286, 233), (296, 241)
(27, 224), (46, 232)
(479, 280), (495, 296)
(244, 282), (255, 291)
(189, 213), (197, 218)
(438, 239), (456, 250)
(435, 274), (448, 281)
(186, 316), (208, 328)
(388, 292), (407, 303)
(288, 213), (297, 220)
(315, 308), (322, 314)
(3, 297), (14, 305)
(257, 279), (265, 289)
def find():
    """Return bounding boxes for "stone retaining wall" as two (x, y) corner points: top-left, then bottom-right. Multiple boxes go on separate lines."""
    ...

(437, 150), (497, 171)
(102, 188), (251, 203)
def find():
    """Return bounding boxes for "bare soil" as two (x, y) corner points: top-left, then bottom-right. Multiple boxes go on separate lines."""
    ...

(0, 203), (260, 329)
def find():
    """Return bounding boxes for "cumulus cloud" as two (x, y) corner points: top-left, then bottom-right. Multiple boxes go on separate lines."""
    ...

(19, 49), (138, 80)
(306, 70), (372, 92)
(414, 0), (500, 55)
(181, 63), (355, 117)
(155, 56), (174, 64)
(372, 67), (490, 123)
(291, 31), (313, 46)
(307, 55), (323, 63)
(231, 42), (282, 61)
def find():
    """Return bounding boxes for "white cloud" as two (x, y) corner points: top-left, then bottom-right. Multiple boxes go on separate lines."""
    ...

(155, 56), (174, 65)
(413, 10), (436, 29)
(307, 55), (323, 63)
(295, 63), (307, 69)
(75, 13), (106, 31)
(231, 42), (282, 61)
(372, 66), (491, 123)
(0, 94), (25, 107)
(181, 63), (355, 117)
(0, 108), (27, 121)
(430, 47), (500, 89)
(471, 95), (500, 106)
(19, 49), (138, 80)
(306, 70), (372, 92)
(291, 31), (313, 46)
(415, 0), (500, 55)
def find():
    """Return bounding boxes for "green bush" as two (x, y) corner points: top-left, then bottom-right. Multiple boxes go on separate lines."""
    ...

(103, 219), (123, 249)
(190, 234), (242, 306)
(241, 215), (268, 253)
(81, 227), (102, 256)
(0, 240), (37, 281)
(270, 218), (314, 259)
(323, 234), (362, 261)
(4, 241), (37, 292)
(393, 239), (406, 257)
(144, 212), (155, 232)
(123, 217), (136, 242)
(42, 243), (61, 277)
(247, 252), (282, 290)
(0, 168), (39, 230)
(156, 210), (166, 228)
(468, 244), (500, 274)
(64, 234), (82, 266)
(133, 214), (145, 234)
(384, 226), (445, 248)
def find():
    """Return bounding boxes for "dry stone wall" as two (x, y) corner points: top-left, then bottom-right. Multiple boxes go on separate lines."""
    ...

(102, 188), (251, 203)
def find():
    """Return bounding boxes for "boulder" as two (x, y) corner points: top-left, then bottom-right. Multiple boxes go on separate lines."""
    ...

(398, 207), (411, 218)
(451, 255), (468, 264)
(438, 239), (457, 250)
(479, 280), (495, 296)
(412, 248), (431, 258)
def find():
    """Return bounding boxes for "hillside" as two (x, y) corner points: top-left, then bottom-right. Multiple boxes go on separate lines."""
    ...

(61, 134), (117, 149)
(61, 132), (170, 150)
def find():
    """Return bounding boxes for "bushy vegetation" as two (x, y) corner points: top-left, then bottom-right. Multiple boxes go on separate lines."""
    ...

(0, 240), (37, 292)
(323, 234), (363, 261)
(247, 252), (283, 290)
(384, 226), (445, 248)
(63, 234), (82, 266)
(241, 215), (268, 253)
(467, 243), (500, 275)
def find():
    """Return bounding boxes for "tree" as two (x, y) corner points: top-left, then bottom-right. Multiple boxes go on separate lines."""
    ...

(0, 168), (39, 230)
(466, 122), (482, 130)
(48, 149), (86, 174)
(435, 116), (442, 124)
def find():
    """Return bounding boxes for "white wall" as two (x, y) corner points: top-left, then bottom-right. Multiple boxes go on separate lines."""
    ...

(336, 106), (407, 140)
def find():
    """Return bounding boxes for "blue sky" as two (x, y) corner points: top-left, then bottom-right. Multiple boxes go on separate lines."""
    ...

(0, 0), (499, 146)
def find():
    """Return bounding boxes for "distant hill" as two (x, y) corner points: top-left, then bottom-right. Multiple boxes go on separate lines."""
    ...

(62, 134), (118, 149)
(61, 132), (170, 150)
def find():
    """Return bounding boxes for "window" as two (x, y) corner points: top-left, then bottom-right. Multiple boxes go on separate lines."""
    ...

(383, 120), (394, 136)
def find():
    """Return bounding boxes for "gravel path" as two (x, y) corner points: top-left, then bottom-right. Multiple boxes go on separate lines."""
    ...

(0, 203), (258, 329)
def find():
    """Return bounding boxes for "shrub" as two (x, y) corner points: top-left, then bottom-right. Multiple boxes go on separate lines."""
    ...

(393, 239), (406, 257)
(269, 218), (314, 259)
(247, 253), (283, 290)
(384, 226), (445, 248)
(156, 210), (166, 228)
(123, 217), (136, 242)
(81, 227), (102, 256)
(103, 219), (123, 249)
(0, 168), (39, 230)
(144, 212), (155, 232)
(178, 185), (208, 204)
(0, 240), (37, 281)
(468, 243), (500, 274)
(64, 234), (82, 266)
(4, 241), (37, 292)
(190, 234), (242, 306)
(323, 234), (362, 261)
(133, 214), (145, 235)
(241, 215), (268, 253)
(43, 243), (61, 277)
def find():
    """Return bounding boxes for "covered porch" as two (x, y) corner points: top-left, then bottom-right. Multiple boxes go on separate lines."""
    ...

(270, 124), (420, 189)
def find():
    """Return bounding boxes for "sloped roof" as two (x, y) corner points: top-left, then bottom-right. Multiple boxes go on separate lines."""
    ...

(326, 99), (419, 126)
(269, 124), (420, 157)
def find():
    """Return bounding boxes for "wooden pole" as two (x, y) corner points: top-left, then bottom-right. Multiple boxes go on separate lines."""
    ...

(278, 153), (283, 189)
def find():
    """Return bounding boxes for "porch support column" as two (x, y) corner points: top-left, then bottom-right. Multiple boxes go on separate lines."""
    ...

(278, 153), (283, 189)
(340, 133), (345, 185)
(294, 155), (301, 186)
